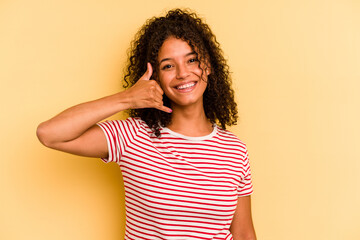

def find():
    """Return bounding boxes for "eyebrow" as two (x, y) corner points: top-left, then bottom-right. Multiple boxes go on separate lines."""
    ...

(159, 51), (196, 64)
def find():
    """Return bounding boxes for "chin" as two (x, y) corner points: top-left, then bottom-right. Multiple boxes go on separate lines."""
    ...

(170, 98), (203, 108)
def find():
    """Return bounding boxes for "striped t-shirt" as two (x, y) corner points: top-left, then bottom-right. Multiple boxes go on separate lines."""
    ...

(97, 117), (253, 240)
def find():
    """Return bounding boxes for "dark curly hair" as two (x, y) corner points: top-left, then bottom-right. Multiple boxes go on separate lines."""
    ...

(124, 8), (238, 136)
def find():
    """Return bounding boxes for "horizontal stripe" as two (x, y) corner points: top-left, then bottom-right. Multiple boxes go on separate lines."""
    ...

(97, 117), (252, 240)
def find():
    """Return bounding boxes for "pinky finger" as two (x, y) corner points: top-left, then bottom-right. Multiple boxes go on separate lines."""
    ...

(157, 105), (172, 113)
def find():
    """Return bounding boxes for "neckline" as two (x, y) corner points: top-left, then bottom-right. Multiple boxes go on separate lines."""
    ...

(162, 125), (218, 141)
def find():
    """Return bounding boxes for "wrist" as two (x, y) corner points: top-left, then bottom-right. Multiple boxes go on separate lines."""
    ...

(113, 90), (133, 111)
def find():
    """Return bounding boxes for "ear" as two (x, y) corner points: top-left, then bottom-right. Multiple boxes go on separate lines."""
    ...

(205, 64), (211, 75)
(204, 56), (211, 75)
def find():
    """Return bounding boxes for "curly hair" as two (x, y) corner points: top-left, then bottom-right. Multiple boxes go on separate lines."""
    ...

(123, 8), (238, 137)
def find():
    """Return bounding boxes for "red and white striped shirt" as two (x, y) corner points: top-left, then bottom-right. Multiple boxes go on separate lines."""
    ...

(97, 117), (253, 240)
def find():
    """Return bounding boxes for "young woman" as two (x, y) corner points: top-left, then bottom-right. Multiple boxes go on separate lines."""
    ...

(37, 9), (256, 240)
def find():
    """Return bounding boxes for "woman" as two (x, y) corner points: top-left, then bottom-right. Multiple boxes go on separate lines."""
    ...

(37, 9), (256, 240)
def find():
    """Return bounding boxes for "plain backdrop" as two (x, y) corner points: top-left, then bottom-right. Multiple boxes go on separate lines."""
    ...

(1, 0), (359, 239)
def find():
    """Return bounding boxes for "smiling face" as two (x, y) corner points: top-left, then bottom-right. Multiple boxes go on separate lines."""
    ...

(157, 36), (210, 109)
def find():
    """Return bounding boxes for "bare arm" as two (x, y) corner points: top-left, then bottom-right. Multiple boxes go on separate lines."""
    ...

(229, 196), (257, 240)
(36, 92), (131, 158)
(36, 63), (171, 158)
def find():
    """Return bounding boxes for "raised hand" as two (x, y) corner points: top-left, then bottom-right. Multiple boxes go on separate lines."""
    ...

(125, 62), (172, 113)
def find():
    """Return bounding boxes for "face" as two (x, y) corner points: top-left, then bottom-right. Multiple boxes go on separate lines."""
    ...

(157, 36), (210, 108)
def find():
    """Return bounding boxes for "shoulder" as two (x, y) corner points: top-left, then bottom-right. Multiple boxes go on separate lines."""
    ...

(124, 117), (148, 129)
(99, 117), (146, 128)
(214, 126), (248, 155)
(216, 126), (247, 147)
(97, 117), (152, 135)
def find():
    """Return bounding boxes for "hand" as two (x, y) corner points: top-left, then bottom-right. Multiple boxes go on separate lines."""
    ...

(125, 63), (172, 113)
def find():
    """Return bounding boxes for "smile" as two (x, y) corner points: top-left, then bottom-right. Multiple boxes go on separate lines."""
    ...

(175, 82), (197, 91)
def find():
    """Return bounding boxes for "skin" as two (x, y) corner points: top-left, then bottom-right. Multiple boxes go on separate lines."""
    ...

(157, 37), (212, 136)
(230, 196), (257, 240)
(36, 36), (256, 240)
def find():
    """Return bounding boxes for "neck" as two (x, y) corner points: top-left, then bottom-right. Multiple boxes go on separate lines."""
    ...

(168, 104), (213, 137)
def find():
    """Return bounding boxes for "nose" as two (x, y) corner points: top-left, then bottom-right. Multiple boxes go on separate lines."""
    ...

(176, 63), (190, 79)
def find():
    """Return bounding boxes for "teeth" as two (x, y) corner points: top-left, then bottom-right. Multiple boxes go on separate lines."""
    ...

(176, 82), (195, 90)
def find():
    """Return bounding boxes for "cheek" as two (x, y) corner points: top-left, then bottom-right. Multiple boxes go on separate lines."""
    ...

(158, 72), (173, 86)
(192, 66), (207, 79)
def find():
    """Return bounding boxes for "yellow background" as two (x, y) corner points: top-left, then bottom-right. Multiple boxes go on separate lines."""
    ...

(1, 0), (359, 239)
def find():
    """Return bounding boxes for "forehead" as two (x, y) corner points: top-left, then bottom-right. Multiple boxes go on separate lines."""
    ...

(158, 37), (194, 60)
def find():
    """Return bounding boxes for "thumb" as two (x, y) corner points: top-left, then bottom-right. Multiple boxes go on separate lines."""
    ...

(141, 62), (153, 80)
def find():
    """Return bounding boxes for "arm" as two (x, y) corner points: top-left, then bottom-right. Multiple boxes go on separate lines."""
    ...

(36, 92), (129, 158)
(229, 196), (257, 240)
(36, 63), (171, 158)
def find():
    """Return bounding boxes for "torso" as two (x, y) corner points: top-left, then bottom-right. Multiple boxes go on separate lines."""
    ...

(98, 118), (253, 239)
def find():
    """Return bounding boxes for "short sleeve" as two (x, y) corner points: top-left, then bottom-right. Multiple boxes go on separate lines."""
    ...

(237, 148), (254, 197)
(96, 118), (141, 164)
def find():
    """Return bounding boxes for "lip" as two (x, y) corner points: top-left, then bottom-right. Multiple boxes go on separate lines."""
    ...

(173, 81), (198, 93)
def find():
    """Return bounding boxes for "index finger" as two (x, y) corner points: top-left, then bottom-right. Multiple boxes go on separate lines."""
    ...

(154, 81), (164, 95)
(156, 105), (172, 113)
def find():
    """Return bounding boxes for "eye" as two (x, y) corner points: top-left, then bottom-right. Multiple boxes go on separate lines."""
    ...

(161, 64), (173, 70)
(188, 58), (198, 63)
